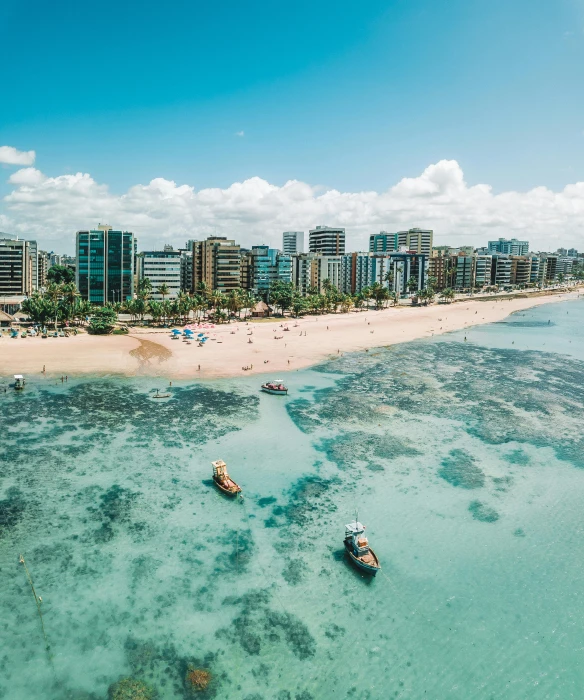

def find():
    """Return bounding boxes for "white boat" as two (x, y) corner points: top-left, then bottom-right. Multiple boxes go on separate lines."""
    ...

(261, 380), (288, 395)
(14, 375), (25, 391)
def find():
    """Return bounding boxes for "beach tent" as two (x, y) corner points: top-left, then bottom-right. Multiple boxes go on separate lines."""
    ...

(0, 310), (15, 328)
(251, 301), (272, 318)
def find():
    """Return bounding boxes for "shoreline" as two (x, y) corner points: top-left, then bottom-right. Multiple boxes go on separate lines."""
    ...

(0, 289), (580, 380)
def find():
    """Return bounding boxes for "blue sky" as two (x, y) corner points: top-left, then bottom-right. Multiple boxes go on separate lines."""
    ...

(1, 0), (584, 252)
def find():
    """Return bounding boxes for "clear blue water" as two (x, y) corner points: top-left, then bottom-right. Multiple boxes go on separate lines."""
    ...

(2, 300), (584, 699)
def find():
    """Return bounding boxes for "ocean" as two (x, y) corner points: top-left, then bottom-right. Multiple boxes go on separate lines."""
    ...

(1, 298), (584, 699)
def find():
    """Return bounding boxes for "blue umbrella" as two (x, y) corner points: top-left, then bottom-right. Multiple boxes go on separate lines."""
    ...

(172, 329), (181, 335)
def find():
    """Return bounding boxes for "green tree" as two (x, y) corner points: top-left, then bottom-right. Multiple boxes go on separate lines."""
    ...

(440, 288), (455, 303)
(88, 306), (118, 334)
(47, 265), (75, 285)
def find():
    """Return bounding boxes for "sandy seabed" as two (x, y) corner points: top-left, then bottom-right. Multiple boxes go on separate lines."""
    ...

(0, 290), (579, 380)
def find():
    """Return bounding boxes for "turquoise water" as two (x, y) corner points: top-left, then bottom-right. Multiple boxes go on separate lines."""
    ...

(2, 300), (584, 699)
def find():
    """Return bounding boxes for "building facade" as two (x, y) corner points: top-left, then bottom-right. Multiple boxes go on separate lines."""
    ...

(137, 250), (182, 300)
(396, 228), (433, 257)
(282, 231), (304, 255)
(243, 246), (292, 294)
(340, 252), (393, 295)
(488, 238), (529, 256)
(0, 239), (33, 296)
(369, 232), (397, 253)
(190, 237), (242, 292)
(76, 225), (134, 304)
(309, 226), (345, 256)
(490, 255), (512, 286)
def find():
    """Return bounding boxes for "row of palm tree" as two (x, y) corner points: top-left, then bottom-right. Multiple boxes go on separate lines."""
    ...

(20, 274), (457, 331)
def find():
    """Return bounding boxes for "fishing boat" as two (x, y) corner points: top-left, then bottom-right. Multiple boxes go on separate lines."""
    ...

(13, 375), (25, 391)
(212, 460), (242, 497)
(261, 380), (288, 395)
(344, 520), (380, 576)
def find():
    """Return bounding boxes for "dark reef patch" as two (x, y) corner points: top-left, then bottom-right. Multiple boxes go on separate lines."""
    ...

(468, 500), (500, 523)
(318, 431), (420, 472)
(219, 588), (316, 661)
(438, 450), (485, 489)
(0, 487), (26, 537)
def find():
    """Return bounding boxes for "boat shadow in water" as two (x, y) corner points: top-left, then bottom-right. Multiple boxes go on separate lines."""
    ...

(332, 548), (377, 584)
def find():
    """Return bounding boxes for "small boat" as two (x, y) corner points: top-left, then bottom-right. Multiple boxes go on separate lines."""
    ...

(261, 380), (288, 395)
(14, 374), (25, 391)
(152, 389), (171, 399)
(344, 520), (380, 576)
(212, 460), (241, 497)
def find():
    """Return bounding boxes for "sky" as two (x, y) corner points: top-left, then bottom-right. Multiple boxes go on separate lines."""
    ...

(1, 0), (584, 254)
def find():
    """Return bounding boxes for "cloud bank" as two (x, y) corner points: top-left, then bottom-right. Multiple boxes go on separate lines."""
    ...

(2, 157), (584, 253)
(0, 145), (36, 166)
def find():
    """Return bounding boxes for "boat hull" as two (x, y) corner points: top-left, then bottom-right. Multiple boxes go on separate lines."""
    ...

(261, 386), (288, 395)
(344, 539), (380, 575)
(213, 475), (241, 497)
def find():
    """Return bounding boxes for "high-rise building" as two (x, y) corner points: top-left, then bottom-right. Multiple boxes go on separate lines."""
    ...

(282, 231), (304, 255)
(309, 226), (345, 256)
(490, 255), (512, 286)
(454, 254), (475, 290)
(475, 256), (493, 288)
(340, 252), (393, 295)
(488, 238), (529, 256)
(0, 238), (33, 295)
(137, 250), (182, 300)
(568, 248), (578, 257)
(369, 232), (397, 253)
(37, 250), (49, 288)
(241, 246), (292, 293)
(509, 256), (533, 286)
(387, 252), (428, 294)
(179, 249), (193, 293)
(76, 225), (134, 304)
(190, 236), (241, 292)
(396, 228), (433, 257)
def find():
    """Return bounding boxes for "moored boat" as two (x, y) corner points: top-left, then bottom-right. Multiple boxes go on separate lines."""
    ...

(212, 460), (242, 496)
(261, 380), (288, 395)
(14, 375), (25, 391)
(344, 520), (380, 576)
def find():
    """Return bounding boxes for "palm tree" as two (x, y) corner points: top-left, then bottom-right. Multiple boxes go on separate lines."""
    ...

(440, 288), (455, 303)
(156, 283), (170, 302)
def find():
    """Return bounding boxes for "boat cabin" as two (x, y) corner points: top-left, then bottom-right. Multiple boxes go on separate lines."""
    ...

(212, 460), (229, 481)
(345, 521), (370, 556)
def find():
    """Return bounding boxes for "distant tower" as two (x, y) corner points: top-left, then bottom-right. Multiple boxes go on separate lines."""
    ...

(282, 231), (304, 255)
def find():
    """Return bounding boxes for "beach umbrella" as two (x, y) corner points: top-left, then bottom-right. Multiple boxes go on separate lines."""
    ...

(172, 329), (181, 335)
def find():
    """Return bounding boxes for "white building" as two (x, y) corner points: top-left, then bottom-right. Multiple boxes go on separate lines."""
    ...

(282, 231), (304, 255)
(309, 226), (345, 256)
(138, 250), (182, 300)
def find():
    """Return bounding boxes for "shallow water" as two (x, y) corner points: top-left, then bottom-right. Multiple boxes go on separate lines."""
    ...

(2, 300), (584, 699)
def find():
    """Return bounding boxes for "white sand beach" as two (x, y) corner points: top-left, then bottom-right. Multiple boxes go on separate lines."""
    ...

(0, 290), (579, 379)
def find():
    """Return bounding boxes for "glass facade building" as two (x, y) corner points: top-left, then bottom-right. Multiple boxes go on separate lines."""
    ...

(76, 225), (134, 304)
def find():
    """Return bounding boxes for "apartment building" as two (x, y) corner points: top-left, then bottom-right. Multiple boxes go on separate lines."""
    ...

(0, 238), (33, 295)
(396, 228), (433, 257)
(189, 236), (242, 292)
(137, 250), (182, 300)
(309, 226), (345, 256)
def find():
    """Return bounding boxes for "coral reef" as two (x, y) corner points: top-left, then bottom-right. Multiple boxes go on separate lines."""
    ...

(108, 677), (157, 700)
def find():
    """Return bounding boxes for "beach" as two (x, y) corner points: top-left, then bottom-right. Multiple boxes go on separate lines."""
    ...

(0, 289), (579, 379)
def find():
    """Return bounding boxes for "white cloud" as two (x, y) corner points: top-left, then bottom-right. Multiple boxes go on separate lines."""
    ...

(235, 130), (245, 137)
(0, 146), (36, 166)
(2, 158), (584, 252)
